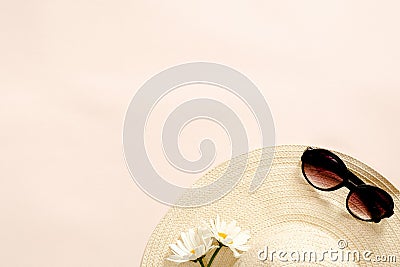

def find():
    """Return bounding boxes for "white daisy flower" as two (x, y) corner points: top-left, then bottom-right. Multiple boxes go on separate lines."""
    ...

(209, 215), (251, 258)
(167, 226), (216, 263)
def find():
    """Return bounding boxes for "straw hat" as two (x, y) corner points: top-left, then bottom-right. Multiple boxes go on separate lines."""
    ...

(141, 145), (399, 266)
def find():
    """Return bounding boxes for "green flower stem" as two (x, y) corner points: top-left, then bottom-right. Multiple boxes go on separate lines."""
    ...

(198, 258), (205, 267)
(207, 246), (222, 267)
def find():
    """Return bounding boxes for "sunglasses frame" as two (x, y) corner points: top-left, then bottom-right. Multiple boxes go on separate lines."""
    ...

(301, 147), (394, 223)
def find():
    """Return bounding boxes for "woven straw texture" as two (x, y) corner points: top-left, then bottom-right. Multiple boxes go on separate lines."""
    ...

(141, 145), (400, 266)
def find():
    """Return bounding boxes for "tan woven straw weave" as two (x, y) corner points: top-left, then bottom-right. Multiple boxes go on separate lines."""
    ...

(141, 145), (400, 266)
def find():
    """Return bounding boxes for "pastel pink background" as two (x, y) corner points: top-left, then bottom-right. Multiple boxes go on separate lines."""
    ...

(1, 1), (400, 266)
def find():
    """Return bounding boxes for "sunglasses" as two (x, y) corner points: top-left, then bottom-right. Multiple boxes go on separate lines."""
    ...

(301, 147), (394, 223)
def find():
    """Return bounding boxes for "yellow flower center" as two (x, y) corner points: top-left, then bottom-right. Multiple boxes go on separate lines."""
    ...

(190, 249), (195, 254)
(218, 232), (227, 239)
(218, 232), (233, 244)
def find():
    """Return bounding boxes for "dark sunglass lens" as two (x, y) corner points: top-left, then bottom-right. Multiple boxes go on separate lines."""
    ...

(347, 186), (394, 222)
(302, 149), (346, 190)
(303, 163), (344, 189)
